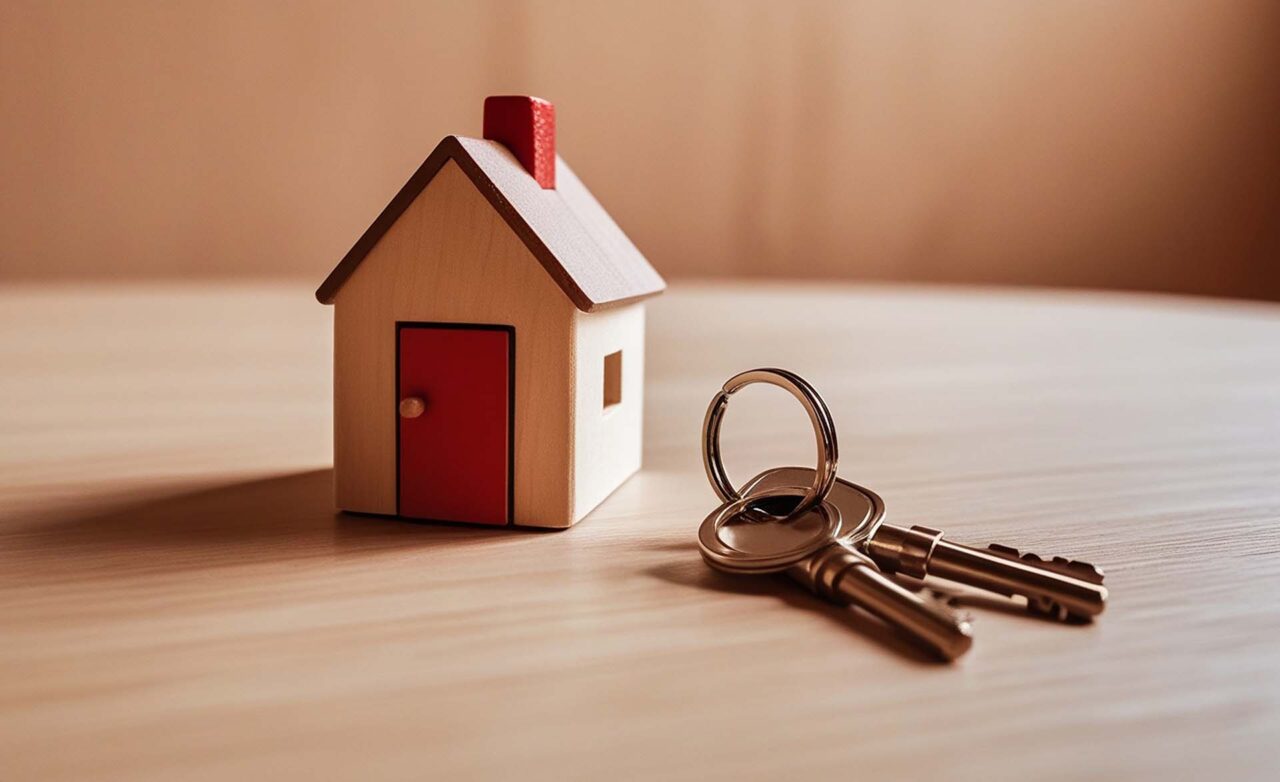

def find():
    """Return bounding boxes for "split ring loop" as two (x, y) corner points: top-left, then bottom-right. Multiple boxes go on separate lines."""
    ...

(702, 367), (838, 519)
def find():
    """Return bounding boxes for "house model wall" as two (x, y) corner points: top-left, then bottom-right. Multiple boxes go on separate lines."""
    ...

(316, 97), (664, 529)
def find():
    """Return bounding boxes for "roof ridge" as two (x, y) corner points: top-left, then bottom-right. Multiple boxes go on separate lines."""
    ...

(316, 135), (664, 312)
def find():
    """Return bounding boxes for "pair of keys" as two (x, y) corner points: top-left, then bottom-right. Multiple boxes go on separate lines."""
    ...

(697, 368), (1108, 661)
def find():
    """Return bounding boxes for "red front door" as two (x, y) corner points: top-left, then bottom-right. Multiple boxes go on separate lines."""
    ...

(397, 324), (512, 524)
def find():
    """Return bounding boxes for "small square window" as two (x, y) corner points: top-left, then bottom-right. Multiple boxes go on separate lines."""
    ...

(603, 350), (623, 409)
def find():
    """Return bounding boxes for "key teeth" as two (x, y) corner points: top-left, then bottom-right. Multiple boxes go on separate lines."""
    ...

(922, 586), (956, 607)
(986, 544), (1105, 585)
(888, 581), (966, 613)
(921, 588), (974, 625)
(986, 544), (1104, 623)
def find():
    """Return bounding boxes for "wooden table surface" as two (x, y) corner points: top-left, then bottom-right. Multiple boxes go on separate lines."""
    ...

(2, 281), (1278, 781)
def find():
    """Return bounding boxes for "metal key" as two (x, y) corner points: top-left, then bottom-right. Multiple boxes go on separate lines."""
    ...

(698, 488), (974, 661)
(866, 526), (1106, 622)
(742, 467), (1108, 622)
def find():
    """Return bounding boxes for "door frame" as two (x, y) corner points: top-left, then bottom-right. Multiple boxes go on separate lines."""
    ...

(394, 321), (517, 524)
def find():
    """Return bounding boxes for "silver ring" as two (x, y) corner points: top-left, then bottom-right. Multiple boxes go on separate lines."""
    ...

(702, 368), (838, 518)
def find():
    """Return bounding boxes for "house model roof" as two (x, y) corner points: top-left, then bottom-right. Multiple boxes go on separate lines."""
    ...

(316, 135), (666, 312)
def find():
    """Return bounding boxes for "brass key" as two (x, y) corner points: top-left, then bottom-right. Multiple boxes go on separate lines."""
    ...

(867, 529), (1106, 622)
(698, 488), (974, 661)
(742, 467), (1108, 622)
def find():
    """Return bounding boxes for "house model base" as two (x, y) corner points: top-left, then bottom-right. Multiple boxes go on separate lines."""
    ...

(316, 96), (665, 528)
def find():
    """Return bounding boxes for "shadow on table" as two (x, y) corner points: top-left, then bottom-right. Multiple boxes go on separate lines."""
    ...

(3, 469), (520, 579)
(646, 558), (949, 666)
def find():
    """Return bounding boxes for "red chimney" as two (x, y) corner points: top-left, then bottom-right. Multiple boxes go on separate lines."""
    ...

(483, 95), (556, 189)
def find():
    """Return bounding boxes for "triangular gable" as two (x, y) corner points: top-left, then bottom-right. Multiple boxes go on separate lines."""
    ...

(316, 136), (665, 312)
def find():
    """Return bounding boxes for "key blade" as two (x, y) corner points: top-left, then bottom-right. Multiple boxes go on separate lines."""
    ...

(986, 544), (1105, 585)
(788, 544), (974, 661)
(866, 525), (1108, 623)
(984, 544), (1105, 622)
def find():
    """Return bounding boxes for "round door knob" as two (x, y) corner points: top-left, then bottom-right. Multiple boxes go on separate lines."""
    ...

(399, 396), (425, 419)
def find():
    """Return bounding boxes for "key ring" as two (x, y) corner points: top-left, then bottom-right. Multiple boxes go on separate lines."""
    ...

(698, 486), (843, 573)
(702, 368), (838, 519)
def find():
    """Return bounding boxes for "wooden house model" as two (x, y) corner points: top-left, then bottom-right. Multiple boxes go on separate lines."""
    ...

(316, 96), (665, 528)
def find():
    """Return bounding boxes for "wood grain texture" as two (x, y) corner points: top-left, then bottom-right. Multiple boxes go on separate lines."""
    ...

(2, 281), (1279, 781)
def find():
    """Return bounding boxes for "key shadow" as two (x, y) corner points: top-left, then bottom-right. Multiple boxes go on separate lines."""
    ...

(1, 469), (528, 582)
(646, 555), (951, 666)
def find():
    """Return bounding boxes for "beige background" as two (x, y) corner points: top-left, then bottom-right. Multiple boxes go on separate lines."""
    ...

(3, 0), (1279, 299)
